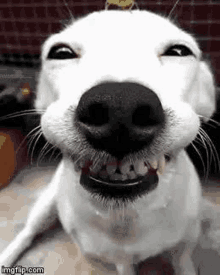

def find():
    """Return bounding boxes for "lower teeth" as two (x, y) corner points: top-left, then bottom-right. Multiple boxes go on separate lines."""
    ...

(109, 173), (128, 181)
(127, 171), (137, 180)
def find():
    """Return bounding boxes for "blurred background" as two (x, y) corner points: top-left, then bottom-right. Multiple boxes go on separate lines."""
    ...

(0, 0), (220, 192)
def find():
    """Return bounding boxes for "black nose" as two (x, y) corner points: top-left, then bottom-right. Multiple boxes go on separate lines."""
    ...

(75, 82), (165, 159)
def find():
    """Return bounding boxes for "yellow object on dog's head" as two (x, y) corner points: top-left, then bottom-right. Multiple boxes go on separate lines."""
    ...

(105, 0), (136, 10)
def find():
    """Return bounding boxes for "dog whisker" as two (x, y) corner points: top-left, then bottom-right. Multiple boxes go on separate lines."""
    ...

(62, 0), (74, 20)
(0, 110), (45, 164)
(191, 140), (208, 180)
(0, 109), (44, 121)
(199, 114), (220, 128)
(208, 117), (220, 126)
(198, 129), (212, 179)
(48, 145), (62, 163)
(168, 0), (181, 19)
(30, 130), (44, 165)
(26, 127), (42, 155)
(37, 140), (53, 165)
(192, 126), (220, 181)
(13, 125), (41, 157)
(199, 128), (220, 174)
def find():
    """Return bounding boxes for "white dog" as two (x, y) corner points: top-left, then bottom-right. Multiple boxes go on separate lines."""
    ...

(0, 9), (219, 275)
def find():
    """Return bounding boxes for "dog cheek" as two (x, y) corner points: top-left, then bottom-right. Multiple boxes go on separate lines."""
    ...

(187, 62), (216, 121)
(40, 102), (70, 150)
(35, 70), (59, 111)
(166, 103), (200, 150)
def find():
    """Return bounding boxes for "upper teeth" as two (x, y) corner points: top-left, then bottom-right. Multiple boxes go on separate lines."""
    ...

(120, 161), (130, 175)
(76, 155), (167, 181)
(133, 160), (148, 176)
(106, 163), (117, 175)
(157, 155), (166, 175)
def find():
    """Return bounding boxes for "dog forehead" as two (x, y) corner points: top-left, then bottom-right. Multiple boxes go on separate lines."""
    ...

(45, 10), (198, 51)
(75, 11), (195, 40)
(72, 10), (178, 31)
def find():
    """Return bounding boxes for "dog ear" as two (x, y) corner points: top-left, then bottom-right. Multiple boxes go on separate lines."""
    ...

(192, 61), (216, 122)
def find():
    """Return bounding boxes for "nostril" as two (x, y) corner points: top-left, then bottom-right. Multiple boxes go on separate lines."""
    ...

(132, 105), (163, 127)
(78, 102), (109, 126)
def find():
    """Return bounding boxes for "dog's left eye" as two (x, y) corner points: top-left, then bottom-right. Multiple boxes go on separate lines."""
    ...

(163, 45), (193, 57)
(47, 45), (79, 59)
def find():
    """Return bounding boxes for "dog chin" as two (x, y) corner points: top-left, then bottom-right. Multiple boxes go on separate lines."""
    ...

(74, 154), (171, 204)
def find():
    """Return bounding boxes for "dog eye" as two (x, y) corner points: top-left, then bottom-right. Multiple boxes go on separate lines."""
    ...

(163, 45), (193, 57)
(47, 45), (79, 59)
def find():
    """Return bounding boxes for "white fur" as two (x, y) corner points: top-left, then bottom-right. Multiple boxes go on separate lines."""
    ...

(0, 10), (216, 274)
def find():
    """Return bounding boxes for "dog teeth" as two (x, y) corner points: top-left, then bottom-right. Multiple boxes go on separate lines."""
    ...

(110, 173), (127, 181)
(149, 159), (158, 170)
(127, 171), (137, 180)
(79, 154), (167, 181)
(133, 160), (148, 176)
(120, 161), (131, 175)
(157, 155), (166, 175)
(121, 174), (128, 181)
(106, 163), (117, 175)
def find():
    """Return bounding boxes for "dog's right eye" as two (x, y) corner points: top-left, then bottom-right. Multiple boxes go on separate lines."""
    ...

(47, 45), (79, 60)
(163, 45), (193, 57)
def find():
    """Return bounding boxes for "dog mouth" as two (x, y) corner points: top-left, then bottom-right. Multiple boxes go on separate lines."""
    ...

(78, 155), (169, 202)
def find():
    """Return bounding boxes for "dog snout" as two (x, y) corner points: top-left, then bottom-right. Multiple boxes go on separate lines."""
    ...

(75, 82), (165, 158)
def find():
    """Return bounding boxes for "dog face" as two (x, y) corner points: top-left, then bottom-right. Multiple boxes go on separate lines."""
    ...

(35, 10), (215, 203)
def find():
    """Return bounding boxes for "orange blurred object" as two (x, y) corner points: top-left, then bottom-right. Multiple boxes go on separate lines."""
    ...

(0, 129), (29, 189)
